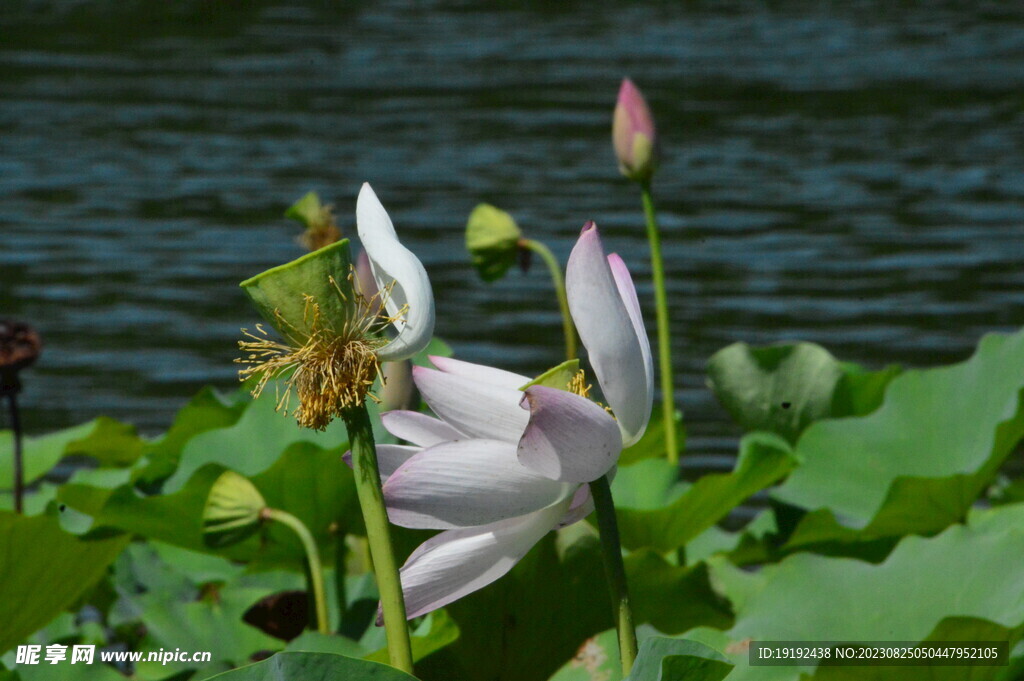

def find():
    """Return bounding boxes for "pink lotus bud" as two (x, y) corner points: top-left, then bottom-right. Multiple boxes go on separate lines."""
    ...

(612, 78), (657, 182)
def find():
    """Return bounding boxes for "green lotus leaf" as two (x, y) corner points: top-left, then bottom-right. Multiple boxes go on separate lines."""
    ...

(204, 652), (418, 681)
(614, 432), (796, 552)
(628, 637), (733, 681)
(0, 512), (128, 655)
(774, 327), (1024, 549)
(707, 342), (845, 444)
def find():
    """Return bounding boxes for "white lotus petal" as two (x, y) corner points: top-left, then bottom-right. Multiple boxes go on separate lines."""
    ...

(608, 252), (654, 437)
(413, 365), (528, 442)
(517, 385), (622, 483)
(380, 410), (462, 447)
(393, 498), (571, 620)
(429, 355), (530, 391)
(383, 439), (573, 529)
(566, 223), (652, 446)
(356, 183), (435, 361)
(342, 444), (420, 483)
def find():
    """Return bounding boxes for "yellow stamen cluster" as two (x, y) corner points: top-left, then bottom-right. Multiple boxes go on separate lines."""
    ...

(567, 369), (592, 398)
(568, 369), (615, 417)
(236, 273), (406, 430)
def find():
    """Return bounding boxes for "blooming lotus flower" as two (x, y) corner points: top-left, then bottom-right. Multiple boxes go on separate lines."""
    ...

(613, 78), (657, 182)
(237, 183), (434, 429)
(368, 222), (652, 619)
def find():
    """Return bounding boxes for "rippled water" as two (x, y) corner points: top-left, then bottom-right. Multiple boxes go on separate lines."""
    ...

(2, 2), (1024, 474)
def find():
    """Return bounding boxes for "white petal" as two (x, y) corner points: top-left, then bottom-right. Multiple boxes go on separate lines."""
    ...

(394, 499), (570, 620)
(429, 355), (530, 391)
(413, 365), (528, 442)
(566, 223), (653, 446)
(383, 439), (573, 529)
(342, 444), (420, 483)
(357, 183), (435, 361)
(380, 410), (462, 447)
(517, 386), (622, 483)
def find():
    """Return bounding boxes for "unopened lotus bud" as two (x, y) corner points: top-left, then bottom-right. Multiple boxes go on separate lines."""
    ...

(466, 203), (523, 282)
(202, 470), (267, 548)
(0, 320), (41, 395)
(286, 191), (341, 251)
(381, 359), (418, 412)
(612, 78), (657, 183)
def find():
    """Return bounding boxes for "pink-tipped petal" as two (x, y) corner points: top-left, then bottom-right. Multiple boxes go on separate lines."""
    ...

(413, 365), (529, 442)
(607, 253), (654, 444)
(380, 410), (462, 447)
(428, 355), (530, 391)
(517, 385), (622, 483)
(566, 224), (653, 446)
(383, 439), (572, 529)
(393, 499), (570, 621)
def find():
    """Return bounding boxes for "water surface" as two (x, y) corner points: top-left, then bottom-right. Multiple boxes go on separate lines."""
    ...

(2, 2), (1023, 477)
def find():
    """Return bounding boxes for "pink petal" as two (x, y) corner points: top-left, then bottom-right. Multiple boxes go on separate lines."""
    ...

(383, 439), (572, 529)
(391, 499), (570, 621)
(380, 410), (461, 447)
(413, 365), (529, 442)
(428, 355), (530, 391)
(517, 385), (622, 483)
(566, 223), (653, 446)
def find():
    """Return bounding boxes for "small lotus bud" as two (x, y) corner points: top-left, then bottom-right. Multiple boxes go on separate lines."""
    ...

(612, 78), (657, 183)
(202, 470), (267, 548)
(285, 191), (341, 251)
(380, 359), (418, 412)
(466, 203), (523, 282)
(0, 320), (42, 395)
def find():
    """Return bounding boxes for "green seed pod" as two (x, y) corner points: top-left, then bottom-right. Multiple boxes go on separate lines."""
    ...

(202, 470), (267, 548)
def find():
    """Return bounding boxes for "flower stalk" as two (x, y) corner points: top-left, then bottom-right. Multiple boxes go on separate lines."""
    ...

(589, 474), (638, 675)
(261, 507), (330, 635)
(640, 183), (679, 464)
(342, 404), (414, 674)
(6, 393), (23, 514)
(518, 238), (577, 361)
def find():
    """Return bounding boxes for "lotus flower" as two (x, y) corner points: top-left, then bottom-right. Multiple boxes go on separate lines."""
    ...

(238, 183), (434, 429)
(367, 223), (653, 619)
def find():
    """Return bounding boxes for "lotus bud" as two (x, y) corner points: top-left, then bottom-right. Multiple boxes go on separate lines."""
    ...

(612, 78), (657, 183)
(286, 191), (341, 251)
(0, 320), (41, 396)
(202, 470), (267, 548)
(466, 203), (524, 282)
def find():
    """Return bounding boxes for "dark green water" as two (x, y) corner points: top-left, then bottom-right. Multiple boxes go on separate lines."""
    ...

(2, 2), (1024, 474)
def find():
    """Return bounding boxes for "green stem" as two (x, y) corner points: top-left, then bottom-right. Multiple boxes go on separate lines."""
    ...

(589, 474), (638, 675)
(520, 238), (577, 361)
(7, 393), (24, 514)
(335, 533), (349, 631)
(342, 405), (414, 674)
(263, 508), (329, 635)
(639, 184), (679, 465)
